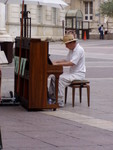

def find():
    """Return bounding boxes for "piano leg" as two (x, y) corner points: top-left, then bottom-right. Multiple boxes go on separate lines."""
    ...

(55, 75), (59, 106)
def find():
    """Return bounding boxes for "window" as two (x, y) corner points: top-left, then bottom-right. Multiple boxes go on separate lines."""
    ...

(37, 5), (42, 24)
(85, 16), (88, 20)
(52, 8), (57, 25)
(85, 2), (88, 14)
(84, 1), (93, 21)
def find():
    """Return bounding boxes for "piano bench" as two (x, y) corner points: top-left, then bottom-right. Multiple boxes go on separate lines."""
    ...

(65, 80), (90, 107)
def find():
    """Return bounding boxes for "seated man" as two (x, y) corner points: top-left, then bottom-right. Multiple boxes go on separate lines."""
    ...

(49, 34), (86, 107)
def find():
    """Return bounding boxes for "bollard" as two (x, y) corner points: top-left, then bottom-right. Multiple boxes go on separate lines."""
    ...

(84, 31), (86, 40)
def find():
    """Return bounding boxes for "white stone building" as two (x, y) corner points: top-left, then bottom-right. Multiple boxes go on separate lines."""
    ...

(0, 0), (113, 41)
(0, 2), (68, 41)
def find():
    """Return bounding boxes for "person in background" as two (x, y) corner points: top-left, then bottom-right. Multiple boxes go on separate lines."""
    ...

(98, 24), (104, 39)
(104, 28), (108, 35)
(49, 34), (86, 107)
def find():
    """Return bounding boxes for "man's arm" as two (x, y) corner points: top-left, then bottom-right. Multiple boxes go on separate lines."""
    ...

(53, 60), (74, 66)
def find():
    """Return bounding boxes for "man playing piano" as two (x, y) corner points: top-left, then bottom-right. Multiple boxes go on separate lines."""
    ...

(49, 34), (86, 107)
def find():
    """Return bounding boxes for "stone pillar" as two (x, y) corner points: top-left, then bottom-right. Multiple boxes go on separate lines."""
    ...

(0, 3), (12, 41)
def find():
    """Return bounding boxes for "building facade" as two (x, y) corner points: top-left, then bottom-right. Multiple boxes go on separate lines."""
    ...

(6, 4), (67, 41)
(0, 0), (113, 41)
(66, 0), (113, 39)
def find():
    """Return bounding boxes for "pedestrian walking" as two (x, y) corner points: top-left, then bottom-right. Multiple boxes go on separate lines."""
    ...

(98, 25), (104, 39)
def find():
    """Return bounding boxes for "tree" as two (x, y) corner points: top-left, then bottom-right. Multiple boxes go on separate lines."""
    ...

(99, 0), (113, 17)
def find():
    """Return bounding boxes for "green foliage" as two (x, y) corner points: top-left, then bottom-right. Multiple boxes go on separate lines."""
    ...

(100, 0), (113, 17)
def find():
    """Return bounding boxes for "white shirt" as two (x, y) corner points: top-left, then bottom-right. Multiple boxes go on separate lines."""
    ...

(66, 43), (86, 75)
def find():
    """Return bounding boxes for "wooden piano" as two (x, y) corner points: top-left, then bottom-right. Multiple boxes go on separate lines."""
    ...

(15, 37), (63, 110)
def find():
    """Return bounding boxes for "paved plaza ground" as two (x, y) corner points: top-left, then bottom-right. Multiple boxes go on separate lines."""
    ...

(0, 39), (113, 150)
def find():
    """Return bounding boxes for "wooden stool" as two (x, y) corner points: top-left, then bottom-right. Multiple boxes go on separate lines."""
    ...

(65, 80), (90, 107)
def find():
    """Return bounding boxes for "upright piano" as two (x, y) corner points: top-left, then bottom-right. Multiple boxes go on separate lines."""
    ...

(15, 37), (63, 110)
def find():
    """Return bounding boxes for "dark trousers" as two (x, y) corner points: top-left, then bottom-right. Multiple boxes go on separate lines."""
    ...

(100, 31), (104, 39)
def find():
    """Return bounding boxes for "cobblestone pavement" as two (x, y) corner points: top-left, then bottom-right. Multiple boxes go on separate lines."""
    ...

(0, 40), (113, 150)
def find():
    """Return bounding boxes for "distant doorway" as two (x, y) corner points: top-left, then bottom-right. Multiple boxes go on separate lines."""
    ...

(65, 9), (90, 39)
